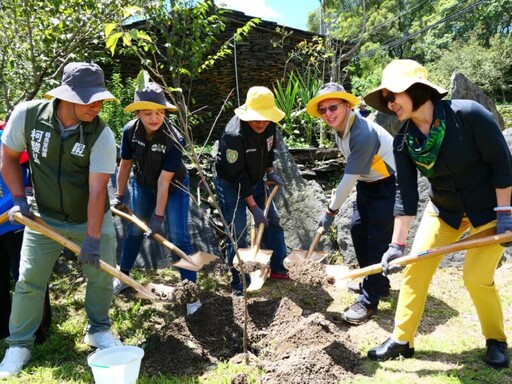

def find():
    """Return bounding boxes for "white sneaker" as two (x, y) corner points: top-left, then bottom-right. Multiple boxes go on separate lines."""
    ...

(84, 331), (123, 350)
(186, 300), (201, 316)
(113, 277), (129, 295)
(0, 347), (31, 378)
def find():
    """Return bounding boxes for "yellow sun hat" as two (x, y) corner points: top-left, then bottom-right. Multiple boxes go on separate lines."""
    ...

(234, 86), (285, 123)
(306, 83), (360, 118)
(364, 59), (448, 114)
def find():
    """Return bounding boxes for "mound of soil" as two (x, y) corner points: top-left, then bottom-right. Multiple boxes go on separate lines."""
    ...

(139, 260), (361, 383)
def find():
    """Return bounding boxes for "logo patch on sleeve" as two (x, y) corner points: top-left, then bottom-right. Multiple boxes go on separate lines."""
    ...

(267, 135), (274, 151)
(226, 149), (238, 163)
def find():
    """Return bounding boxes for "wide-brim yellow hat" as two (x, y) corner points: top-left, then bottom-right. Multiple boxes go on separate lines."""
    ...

(234, 86), (285, 123)
(124, 82), (177, 112)
(306, 83), (360, 118)
(364, 59), (448, 114)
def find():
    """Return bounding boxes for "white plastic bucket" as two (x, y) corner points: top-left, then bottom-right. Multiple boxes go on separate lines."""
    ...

(87, 346), (144, 384)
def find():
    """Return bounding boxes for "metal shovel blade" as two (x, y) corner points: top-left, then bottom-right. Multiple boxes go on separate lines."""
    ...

(247, 266), (271, 292)
(285, 250), (329, 263)
(285, 227), (328, 264)
(236, 246), (273, 265)
(323, 264), (351, 289)
(172, 251), (219, 271)
(142, 283), (175, 300)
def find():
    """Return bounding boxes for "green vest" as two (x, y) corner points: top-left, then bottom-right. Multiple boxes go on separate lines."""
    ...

(24, 99), (109, 223)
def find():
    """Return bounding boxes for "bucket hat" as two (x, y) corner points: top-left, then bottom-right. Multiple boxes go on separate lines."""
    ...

(306, 83), (360, 118)
(44, 62), (119, 104)
(364, 59), (448, 114)
(124, 82), (177, 112)
(234, 87), (285, 123)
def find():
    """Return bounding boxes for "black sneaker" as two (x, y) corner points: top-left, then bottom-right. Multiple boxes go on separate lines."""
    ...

(341, 301), (375, 325)
(232, 289), (244, 298)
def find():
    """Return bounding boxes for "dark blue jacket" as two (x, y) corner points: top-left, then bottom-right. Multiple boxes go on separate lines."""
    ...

(215, 116), (277, 198)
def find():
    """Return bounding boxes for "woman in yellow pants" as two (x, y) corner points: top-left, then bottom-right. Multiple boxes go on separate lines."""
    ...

(363, 59), (512, 369)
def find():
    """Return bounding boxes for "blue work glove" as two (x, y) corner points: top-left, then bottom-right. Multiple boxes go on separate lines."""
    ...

(266, 171), (284, 187)
(8, 195), (33, 224)
(148, 213), (165, 236)
(317, 209), (336, 232)
(249, 204), (268, 227)
(381, 243), (406, 276)
(78, 235), (101, 268)
(496, 208), (512, 247)
(110, 193), (125, 210)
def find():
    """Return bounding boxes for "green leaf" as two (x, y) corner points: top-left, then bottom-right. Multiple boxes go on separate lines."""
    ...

(121, 32), (132, 46)
(106, 32), (123, 56)
(135, 30), (152, 42)
(135, 70), (151, 91)
(105, 23), (117, 39)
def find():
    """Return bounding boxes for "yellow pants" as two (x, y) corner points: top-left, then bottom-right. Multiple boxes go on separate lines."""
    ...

(393, 203), (506, 347)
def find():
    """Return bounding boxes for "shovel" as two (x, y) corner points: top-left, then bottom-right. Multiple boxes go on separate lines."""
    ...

(235, 184), (280, 292)
(12, 212), (173, 301)
(325, 227), (511, 288)
(285, 227), (329, 263)
(245, 216), (271, 292)
(111, 206), (217, 272)
(236, 184), (280, 265)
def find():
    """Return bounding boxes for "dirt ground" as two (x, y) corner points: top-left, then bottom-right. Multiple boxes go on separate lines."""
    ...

(129, 259), (362, 383)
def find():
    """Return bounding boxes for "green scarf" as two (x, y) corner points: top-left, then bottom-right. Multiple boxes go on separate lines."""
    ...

(406, 119), (446, 177)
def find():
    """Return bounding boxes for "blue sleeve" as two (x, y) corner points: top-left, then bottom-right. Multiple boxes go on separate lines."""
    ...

(120, 124), (133, 160)
(0, 164), (26, 235)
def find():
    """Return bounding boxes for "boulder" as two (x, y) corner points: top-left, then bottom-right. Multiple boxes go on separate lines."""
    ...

(450, 71), (505, 130)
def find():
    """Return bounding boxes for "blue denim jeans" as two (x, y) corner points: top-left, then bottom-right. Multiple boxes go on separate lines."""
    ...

(119, 173), (196, 283)
(215, 177), (287, 290)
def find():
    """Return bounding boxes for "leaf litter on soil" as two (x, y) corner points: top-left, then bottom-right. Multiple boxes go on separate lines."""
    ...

(134, 259), (360, 383)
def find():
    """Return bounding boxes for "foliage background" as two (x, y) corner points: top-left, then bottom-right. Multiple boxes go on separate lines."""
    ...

(309, 0), (512, 103)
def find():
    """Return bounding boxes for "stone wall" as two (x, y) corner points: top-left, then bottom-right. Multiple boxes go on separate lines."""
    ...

(189, 11), (321, 142)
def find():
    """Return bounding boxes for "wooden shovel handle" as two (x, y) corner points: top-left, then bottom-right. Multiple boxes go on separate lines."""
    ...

(306, 227), (324, 259)
(111, 206), (198, 266)
(341, 227), (508, 280)
(0, 211), (9, 226)
(253, 184), (280, 253)
(12, 213), (156, 298)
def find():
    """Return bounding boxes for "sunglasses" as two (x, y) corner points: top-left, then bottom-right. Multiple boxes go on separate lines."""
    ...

(318, 102), (343, 115)
(383, 91), (396, 103)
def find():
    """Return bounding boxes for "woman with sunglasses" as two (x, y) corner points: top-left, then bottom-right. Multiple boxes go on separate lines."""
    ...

(364, 59), (512, 368)
(306, 83), (397, 325)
